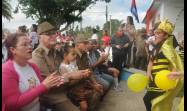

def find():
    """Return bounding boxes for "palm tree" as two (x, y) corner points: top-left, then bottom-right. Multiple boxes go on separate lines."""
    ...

(2, 0), (13, 20)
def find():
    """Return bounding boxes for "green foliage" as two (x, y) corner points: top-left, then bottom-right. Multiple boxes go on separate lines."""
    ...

(2, 0), (13, 20)
(74, 25), (104, 45)
(17, 0), (111, 30)
(103, 19), (120, 36)
(81, 26), (93, 38)
(96, 25), (100, 31)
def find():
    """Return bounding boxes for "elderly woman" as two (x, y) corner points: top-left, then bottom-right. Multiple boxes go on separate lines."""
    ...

(2, 33), (64, 111)
(144, 19), (183, 111)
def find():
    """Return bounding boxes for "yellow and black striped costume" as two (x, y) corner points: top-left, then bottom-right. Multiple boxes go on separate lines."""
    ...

(178, 49), (184, 63)
(147, 51), (170, 92)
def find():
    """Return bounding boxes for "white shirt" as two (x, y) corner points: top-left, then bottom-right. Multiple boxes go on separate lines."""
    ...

(29, 32), (38, 48)
(2, 40), (8, 63)
(60, 61), (78, 73)
(13, 61), (40, 111)
(146, 36), (155, 51)
(104, 46), (113, 62)
(91, 34), (98, 40)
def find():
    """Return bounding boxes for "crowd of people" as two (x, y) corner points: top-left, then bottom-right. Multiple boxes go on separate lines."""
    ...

(2, 16), (184, 111)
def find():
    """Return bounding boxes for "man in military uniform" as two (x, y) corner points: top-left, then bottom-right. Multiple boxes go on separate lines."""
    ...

(73, 35), (103, 111)
(30, 21), (80, 111)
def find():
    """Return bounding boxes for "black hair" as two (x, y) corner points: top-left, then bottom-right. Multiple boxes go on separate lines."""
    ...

(32, 24), (38, 32)
(90, 39), (97, 45)
(150, 35), (178, 61)
(104, 30), (108, 36)
(63, 42), (75, 58)
(18, 25), (27, 33)
(127, 16), (134, 25)
(172, 35), (179, 48)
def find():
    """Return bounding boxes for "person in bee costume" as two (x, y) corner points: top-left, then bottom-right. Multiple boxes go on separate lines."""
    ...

(143, 19), (184, 111)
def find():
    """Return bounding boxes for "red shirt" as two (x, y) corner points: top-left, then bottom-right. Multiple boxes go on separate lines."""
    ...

(102, 35), (110, 46)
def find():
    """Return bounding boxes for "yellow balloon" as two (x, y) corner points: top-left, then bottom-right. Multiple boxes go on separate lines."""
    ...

(155, 70), (177, 90)
(127, 73), (148, 92)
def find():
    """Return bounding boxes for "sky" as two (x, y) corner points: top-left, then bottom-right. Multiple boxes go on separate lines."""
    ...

(2, 0), (153, 32)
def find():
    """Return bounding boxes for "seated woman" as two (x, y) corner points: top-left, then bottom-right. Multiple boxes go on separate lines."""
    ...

(2, 33), (64, 111)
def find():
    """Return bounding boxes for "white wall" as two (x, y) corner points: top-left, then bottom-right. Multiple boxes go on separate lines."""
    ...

(163, 0), (184, 42)
(148, 0), (184, 42)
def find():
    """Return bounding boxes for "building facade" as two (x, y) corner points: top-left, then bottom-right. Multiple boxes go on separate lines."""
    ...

(142, 0), (184, 42)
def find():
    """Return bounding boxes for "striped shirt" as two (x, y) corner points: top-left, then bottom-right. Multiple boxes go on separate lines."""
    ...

(148, 51), (170, 92)
(178, 49), (184, 63)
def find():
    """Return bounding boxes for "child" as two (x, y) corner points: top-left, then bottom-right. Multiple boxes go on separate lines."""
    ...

(59, 44), (98, 111)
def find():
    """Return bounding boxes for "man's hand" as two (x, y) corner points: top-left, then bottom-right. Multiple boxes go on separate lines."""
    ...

(124, 43), (129, 48)
(81, 69), (92, 78)
(94, 83), (103, 94)
(98, 53), (108, 63)
(116, 45), (121, 49)
(101, 53), (108, 59)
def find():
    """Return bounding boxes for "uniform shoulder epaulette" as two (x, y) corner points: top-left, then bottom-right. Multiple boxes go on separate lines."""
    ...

(34, 47), (45, 55)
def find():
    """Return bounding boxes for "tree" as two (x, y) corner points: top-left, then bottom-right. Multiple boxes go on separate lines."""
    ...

(2, 0), (13, 20)
(75, 25), (79, 33)
(96, 25), (100, 31)
(103, 19), (120, 36)
(17, 0), (111, 31)
(74, 25), (93, 39)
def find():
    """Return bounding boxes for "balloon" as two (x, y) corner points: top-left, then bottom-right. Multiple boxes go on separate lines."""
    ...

(155, 70), (177, 91)
(127, 73), (148, 92)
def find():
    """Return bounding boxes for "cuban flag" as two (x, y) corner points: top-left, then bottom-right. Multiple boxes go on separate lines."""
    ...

(130, 0), (139, 23)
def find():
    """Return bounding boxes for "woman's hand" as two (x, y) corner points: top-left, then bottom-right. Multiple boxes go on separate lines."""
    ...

(167, 71), (183, 80)
(146, 72), (153, 81)
(42, 71), (64, 89)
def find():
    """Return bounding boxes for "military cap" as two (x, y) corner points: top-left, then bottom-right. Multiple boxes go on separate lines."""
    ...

(76, 34), (89, 44)
(37, 21), (57, 35)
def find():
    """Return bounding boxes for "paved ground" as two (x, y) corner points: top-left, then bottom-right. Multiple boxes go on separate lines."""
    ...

(95, 68), (182, 111)
(95, 80), (147, 111)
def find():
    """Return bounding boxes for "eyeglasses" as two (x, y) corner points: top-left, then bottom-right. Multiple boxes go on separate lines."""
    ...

(16, 43), (32, 48)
